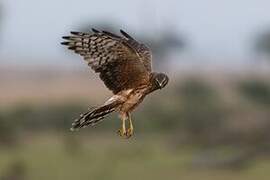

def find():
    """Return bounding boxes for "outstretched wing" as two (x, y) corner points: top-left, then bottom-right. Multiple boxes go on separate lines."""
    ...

(119, 30), (152, 72)
(61, 29), (150, 94)
(102, 29), (152, 72)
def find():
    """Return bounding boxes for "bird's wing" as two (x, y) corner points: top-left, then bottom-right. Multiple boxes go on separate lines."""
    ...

(61, 29), (150, 94)
(102, 29), (152, 72)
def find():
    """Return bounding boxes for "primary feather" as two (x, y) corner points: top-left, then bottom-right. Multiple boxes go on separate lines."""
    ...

(61, 29), (151, 94)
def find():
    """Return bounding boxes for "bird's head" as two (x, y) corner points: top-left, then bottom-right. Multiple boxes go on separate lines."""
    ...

(151, 72), (169, 91)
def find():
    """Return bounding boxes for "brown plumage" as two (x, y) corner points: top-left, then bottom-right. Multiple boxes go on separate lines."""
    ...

(61, 28), (169, 138)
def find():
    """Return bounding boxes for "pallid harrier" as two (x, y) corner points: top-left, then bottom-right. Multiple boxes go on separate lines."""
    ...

(61, 29), (169, 138)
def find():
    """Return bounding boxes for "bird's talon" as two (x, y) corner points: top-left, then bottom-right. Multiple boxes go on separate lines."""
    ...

(117, 129), (126, 137)
(126, 128), (134, 138)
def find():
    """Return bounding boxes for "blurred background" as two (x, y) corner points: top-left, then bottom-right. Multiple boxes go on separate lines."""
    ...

(0, 0), (270, 179)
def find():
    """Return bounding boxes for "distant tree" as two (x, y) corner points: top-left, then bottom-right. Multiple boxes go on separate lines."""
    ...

(238, 79), (270, 106)
(0, 114), (18, 147)
(254, 30), (270, 60)
(142, 29), (185, 69)
(176, 78), (227, 145)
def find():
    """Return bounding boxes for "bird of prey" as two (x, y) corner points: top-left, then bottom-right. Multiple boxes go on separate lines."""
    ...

(61, 28), (169, 138)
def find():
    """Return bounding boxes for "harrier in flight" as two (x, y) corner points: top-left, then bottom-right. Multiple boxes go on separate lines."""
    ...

(61, 28), (169, 138)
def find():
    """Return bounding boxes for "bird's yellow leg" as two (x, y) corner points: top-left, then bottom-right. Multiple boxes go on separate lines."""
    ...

(117, 114), (127, 137)
(126, 113), (134, 138)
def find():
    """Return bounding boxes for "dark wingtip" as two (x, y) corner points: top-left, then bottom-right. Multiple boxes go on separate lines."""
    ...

(119, 29), (126, 35)
(91, 28), (100, 33)
(70, 31), (81, 35)
(68, 46), (76, 50)
(120, 29), (135, 40)
(61, 41), (69, 45)
(62, 36), (71, 40)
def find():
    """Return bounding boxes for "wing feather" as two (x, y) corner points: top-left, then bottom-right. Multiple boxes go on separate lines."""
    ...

(61, 29), (149, 94)
(120, 29), (152, 72)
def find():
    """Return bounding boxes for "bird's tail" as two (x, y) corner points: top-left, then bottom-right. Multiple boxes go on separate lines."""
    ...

(71, 100), (121, 131)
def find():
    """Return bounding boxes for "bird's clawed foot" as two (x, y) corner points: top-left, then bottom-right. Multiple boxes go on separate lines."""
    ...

(126, 127), (134, 138)
(117, 128), (126, 137)
(117, 127), (133, 139)
(117, 113), (134, 139)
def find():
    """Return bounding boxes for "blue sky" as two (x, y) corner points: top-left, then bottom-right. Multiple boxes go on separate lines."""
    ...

(1, 0), (270, 66)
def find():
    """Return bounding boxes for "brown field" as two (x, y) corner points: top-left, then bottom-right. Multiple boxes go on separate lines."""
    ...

(1, 65), (269, 107)
(0, 67), (112, 107)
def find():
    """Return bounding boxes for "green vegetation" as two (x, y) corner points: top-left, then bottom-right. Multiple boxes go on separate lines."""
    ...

(0, 76), (270, 179)
(238, 79), (270, 105)
(0, 134), (269, 180)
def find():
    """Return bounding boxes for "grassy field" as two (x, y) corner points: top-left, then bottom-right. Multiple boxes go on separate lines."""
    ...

(1, 69), (270, 179)
(0, 133), (269, 180)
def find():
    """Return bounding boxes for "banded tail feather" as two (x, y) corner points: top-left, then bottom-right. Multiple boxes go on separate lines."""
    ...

(70, 101), (121, 131)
